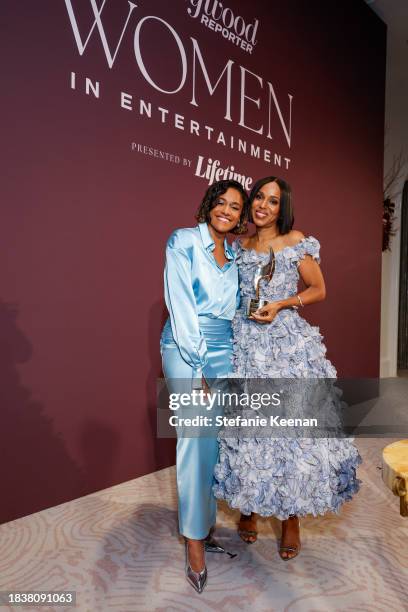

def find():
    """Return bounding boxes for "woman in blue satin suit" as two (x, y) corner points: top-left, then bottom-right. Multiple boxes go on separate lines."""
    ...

(160, 180), (248, 593)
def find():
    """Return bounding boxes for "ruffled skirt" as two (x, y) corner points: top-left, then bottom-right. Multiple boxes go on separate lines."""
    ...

(213, 309), (362, 519)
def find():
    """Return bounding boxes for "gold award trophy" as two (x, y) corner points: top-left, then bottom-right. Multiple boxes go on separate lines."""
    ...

(246, 247), (275, 317)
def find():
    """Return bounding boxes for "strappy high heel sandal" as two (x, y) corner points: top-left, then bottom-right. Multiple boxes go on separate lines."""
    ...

(279, 515), (301, 560)
(238, 513), (258, 544)
(184, 539), (207, 594)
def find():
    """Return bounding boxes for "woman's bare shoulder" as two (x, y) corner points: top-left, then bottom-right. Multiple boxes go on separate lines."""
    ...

(285, 229), (305, 247)
(239, 235), (255, 249)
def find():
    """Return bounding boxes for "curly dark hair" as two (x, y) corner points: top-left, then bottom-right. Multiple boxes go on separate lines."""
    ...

(195, 180), (249, 235)
(249, 176), (294, 234)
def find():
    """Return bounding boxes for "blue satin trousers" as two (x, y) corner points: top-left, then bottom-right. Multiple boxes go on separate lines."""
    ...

(160, 315), (233, 539)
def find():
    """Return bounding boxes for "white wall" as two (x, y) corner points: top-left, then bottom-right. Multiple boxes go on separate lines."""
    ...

(368, 1), (408, 377)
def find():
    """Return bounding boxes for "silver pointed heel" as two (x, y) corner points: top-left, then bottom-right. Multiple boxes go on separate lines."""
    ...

(204, 531), (225, 553)
(185, 539), (207, 594)
(204, 531), (238, 558)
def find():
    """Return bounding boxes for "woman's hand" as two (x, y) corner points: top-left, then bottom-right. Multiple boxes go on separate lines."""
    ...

(249, 255), (327, 325)
(202, 375), (211, 394)
(250, 301), (281, 324)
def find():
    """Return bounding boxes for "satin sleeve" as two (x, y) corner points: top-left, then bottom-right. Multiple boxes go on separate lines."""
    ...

(232, 239), (241, 310)
(235, 282), (241, 310)
(164, 244), (208, 377)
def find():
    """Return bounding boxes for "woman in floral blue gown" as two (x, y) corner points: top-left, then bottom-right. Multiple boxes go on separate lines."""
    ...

(213, 176), (361, 559)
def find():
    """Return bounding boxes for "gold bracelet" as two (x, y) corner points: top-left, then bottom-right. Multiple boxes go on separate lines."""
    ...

(297, 294), (304, 307)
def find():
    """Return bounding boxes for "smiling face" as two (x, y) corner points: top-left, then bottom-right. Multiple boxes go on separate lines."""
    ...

(251, 180), (281, 227)
(208, 187), (244, 234)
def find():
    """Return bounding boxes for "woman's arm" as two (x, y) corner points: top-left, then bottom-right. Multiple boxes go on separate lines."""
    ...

(251, 256), (326, 323)
(164, 243), (208, 377)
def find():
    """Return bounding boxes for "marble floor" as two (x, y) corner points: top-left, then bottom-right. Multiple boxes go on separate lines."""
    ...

(0, 437), (407, 612)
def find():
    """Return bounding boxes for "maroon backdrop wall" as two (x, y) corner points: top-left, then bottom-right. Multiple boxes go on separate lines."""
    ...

(1, 0), (386, 523)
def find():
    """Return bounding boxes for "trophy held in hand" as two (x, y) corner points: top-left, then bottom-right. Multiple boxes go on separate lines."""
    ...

(246, 247), (275, 317)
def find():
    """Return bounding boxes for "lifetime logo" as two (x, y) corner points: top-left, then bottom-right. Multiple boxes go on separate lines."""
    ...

(186, 0), (259, 54)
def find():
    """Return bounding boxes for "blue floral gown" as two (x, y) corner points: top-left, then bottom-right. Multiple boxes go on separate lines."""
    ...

(213, 236), (361, 519)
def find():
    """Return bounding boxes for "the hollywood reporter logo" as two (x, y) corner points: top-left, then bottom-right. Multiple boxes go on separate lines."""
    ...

(187, 0), (259, 54)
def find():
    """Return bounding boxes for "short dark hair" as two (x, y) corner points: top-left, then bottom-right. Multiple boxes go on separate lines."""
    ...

(195, 180), (249, 235)
(249, 176), (294, 234)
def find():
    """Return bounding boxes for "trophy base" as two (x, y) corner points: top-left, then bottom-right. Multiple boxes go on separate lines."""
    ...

(247, 298), (269, 317)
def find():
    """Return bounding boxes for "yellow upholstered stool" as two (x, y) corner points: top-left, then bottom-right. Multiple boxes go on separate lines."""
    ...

(382, 440), (408, 516)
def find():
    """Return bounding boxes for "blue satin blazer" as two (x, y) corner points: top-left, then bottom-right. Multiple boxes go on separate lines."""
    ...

(162, 222), (239, 376)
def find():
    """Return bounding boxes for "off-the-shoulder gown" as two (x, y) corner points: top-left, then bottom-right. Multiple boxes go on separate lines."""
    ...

(213, 237), (361, 519)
